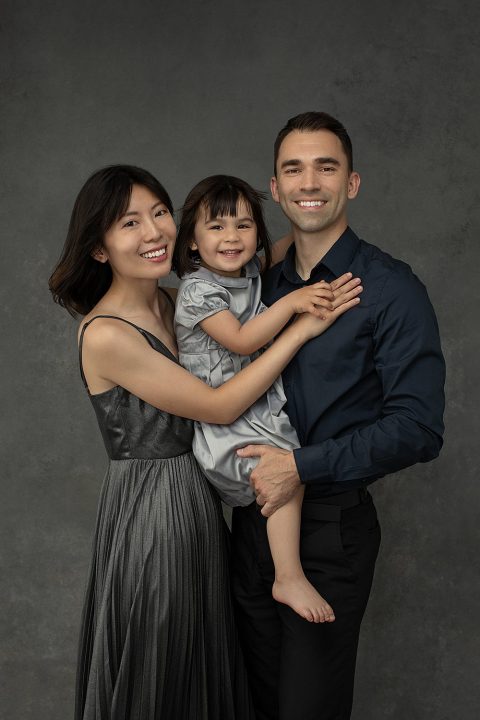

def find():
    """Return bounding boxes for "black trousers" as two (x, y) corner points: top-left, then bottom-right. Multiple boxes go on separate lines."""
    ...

(231, 489), (381, 720)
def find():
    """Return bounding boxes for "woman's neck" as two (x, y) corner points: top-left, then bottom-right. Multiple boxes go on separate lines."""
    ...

(98, 277), (161, 319)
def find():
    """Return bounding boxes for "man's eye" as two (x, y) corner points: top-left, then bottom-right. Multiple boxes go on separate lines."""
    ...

(320, 167), (335, 173)
(285, 168), (300, 175)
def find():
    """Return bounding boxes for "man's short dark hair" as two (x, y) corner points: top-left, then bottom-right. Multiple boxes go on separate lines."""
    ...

(273, 111), (353, 174)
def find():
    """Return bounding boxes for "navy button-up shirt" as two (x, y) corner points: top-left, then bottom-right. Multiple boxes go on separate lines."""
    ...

(262, 227), (445, 498)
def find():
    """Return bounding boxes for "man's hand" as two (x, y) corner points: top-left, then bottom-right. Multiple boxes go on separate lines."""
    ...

(237, 445), (301, 517)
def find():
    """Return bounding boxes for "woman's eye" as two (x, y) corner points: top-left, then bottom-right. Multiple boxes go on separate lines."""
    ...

(155, 208), (168, 217)
(123, 220), (137, 228)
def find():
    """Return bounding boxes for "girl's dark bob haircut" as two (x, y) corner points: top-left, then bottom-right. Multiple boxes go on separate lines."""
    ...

(174, 175), (272, 278)
(49, 165), (173, 317)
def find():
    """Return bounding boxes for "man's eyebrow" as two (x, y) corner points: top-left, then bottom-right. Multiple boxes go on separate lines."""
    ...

(280, 156), (340, 168)
(280, 159), (302, 169)
(314, 157), (340, 166)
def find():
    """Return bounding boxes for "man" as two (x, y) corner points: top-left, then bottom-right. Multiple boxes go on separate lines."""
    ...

(232, 112), (445, 720)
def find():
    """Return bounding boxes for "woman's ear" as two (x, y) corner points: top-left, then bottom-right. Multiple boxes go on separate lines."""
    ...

(91, 247), (109, 264)
(190, 241), (198, 251)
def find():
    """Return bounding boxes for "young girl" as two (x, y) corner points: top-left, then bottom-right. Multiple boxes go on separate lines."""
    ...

(174, 175), (362, 623)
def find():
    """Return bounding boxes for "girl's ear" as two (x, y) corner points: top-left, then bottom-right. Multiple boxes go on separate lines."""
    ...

(91, 247), (109, 264)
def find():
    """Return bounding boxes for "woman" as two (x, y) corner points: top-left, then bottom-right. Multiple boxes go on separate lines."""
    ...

(49, 165), (360, 720)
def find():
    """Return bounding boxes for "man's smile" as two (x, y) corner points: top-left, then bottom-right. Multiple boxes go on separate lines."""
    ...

(295, 200), (327, 208)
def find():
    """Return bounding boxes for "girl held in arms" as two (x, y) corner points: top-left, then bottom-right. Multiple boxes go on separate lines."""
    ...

(174, 174), (362, 623)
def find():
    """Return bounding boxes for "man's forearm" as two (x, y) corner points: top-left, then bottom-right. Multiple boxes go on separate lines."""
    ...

(294, 413), (443, 486)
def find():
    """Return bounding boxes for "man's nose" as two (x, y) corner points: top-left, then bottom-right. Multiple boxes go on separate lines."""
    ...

(300, 167), (320, 192)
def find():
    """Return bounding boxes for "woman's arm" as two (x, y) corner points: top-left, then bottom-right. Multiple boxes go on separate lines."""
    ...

(200, 273), (362, 355)
(81, 296), (359, 426)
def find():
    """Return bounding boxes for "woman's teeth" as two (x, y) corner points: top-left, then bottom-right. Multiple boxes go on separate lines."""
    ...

(141, 248), (166, 258)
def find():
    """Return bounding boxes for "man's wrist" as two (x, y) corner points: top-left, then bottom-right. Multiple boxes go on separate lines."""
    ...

(292, 447), (307, 484)
(289, 449), (302, 484)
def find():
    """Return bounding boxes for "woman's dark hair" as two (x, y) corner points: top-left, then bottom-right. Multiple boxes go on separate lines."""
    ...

(49, 165), (173, 316)
(173, 175), (272, 278)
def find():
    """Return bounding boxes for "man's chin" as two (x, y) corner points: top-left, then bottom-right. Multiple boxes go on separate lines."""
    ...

(291, 217), (331, 234)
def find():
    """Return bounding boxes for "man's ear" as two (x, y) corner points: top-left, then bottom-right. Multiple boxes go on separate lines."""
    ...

(347, 172), (361, 200)
(91, 247), (109, 263)
(270, 176), (280, 203)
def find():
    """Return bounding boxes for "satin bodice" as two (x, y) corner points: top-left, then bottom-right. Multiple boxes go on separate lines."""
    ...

(79, 315), (194, 460)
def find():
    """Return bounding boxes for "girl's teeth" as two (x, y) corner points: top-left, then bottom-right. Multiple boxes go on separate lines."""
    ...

(142, 249), (166, 258)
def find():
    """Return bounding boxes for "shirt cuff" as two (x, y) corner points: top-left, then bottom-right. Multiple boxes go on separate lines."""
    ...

(293, 445), (331, 485)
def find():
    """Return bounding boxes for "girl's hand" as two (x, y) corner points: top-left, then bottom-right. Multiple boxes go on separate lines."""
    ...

(293, 277), (362, 340)
(289, 282), (335, 317)
(289, 273), (362, 318)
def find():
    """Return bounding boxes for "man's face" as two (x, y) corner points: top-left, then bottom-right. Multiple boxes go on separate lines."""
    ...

(271, 129), (360, 236)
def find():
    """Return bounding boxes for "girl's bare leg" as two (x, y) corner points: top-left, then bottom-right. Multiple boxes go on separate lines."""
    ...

(268, 486), (335, 623)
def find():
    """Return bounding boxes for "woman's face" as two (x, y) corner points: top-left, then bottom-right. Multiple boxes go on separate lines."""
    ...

(95, 184), (177, 281)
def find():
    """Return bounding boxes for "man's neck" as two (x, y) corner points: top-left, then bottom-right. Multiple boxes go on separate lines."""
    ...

(292, 222), (348, 280)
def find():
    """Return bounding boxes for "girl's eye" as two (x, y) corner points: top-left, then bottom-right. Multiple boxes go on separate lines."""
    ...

(238, 224), (252, 229)
(209, 225), (222, 230)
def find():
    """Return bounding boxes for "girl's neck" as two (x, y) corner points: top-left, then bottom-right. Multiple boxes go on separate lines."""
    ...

(199, 259), (247, 279)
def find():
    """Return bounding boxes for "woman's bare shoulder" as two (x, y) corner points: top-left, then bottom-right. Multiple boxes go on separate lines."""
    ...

(78, 313), (143, 351)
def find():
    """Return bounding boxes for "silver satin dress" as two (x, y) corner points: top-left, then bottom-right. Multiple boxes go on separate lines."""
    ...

(174, 258), (300, 507)
(76, 315), (254, 720)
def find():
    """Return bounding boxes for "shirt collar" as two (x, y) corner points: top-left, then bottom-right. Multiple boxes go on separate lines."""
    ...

(280, 227), (360, 284)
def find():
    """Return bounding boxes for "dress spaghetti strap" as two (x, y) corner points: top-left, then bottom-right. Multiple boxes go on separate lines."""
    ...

(78, 315), (157, 391)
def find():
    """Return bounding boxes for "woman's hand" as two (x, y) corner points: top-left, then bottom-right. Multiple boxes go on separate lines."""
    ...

(293, 274), (362, 340)
(330, 272), (362, 309)
(288, 273), (362, 319)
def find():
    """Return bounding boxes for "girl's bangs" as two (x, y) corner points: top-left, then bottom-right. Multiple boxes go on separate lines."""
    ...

(201, 187), (251, 220)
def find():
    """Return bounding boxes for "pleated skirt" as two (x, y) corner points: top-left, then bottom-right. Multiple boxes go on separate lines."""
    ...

(75, 453), (254, 720)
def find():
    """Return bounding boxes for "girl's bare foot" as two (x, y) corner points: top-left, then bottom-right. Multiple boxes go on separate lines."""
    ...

(272, 576), (335, 623)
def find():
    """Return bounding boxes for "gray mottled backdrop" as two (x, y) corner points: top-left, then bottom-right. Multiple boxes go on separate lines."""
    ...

(1, 0), (478, 718)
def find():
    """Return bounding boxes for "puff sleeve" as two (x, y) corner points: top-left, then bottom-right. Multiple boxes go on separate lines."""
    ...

(176, 280), (231, 330)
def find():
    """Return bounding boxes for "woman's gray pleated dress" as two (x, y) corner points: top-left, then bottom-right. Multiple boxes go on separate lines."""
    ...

(75, 315), (254, 720)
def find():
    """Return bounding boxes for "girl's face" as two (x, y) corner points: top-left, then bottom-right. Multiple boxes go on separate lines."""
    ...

(94, 184), (177, 281)
(191, 198), (258, 277)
